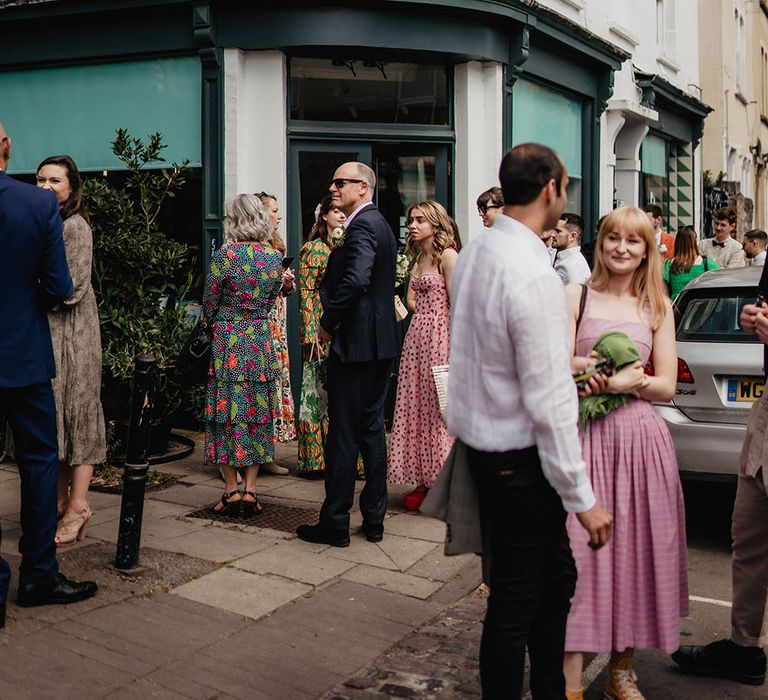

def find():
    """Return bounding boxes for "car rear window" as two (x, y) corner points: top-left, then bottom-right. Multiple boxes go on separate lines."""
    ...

(676, 289), (759, 343)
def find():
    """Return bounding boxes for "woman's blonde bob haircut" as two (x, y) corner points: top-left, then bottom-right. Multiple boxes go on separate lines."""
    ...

(590, 206), (668, 330)
(405, 200), (456, 271)
(223, 194), (273, 244)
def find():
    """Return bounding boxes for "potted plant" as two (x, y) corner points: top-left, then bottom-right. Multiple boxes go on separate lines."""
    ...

(84, 129), (199, 455)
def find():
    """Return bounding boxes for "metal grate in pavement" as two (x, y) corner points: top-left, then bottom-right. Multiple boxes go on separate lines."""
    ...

(186, 501), (320, 533)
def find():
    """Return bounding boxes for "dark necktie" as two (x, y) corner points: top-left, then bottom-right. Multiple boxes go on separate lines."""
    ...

(712, 241), (725, 248)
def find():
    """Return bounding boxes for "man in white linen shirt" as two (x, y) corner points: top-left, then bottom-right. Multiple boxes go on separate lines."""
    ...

(743, 229), (767, 267)
(553, 212), (591, 284)
(445, 143), (612, 700)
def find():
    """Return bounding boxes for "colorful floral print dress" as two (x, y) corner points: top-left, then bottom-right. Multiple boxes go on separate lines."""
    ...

(203, 242), (283, 466)
(268, 295), (297, 442)
(297, 238), (332, 472)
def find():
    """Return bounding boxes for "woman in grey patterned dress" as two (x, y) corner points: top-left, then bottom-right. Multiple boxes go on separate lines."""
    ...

(37, 155), (106, 546)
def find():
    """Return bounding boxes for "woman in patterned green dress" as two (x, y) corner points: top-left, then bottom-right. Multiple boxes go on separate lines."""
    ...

(297, 195), (345, 473)
(203, 194), (296, 516)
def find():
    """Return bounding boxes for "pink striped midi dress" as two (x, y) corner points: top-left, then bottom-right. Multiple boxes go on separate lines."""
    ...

(565, 290), (689, 654)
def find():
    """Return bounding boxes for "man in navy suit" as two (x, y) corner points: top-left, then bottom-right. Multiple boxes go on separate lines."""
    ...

(0, 122), (97, 629)
(297, 162), (398, 546)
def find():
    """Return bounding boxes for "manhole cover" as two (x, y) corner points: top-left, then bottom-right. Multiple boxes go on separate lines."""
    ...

(186, 502), (320, 533)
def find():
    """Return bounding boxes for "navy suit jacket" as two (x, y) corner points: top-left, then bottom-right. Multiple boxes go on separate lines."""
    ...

(0, 170), (73, 389)
(319, 204), (398, 363)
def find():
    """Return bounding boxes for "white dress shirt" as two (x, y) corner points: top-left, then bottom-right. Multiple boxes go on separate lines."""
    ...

(752, 250), (766, 267)
(445, 214), (596, 513)
(554, 246), (591, 285)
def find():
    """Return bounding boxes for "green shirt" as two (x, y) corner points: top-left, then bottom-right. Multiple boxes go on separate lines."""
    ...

(663, 256), (721, 300)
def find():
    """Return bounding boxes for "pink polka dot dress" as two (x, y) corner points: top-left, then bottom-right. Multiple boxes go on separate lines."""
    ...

(388, 273), (454, 487)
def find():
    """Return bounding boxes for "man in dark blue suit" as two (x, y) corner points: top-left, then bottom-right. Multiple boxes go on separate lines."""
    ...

(0, 122), (97, 629)
(297, 162), (398, 546)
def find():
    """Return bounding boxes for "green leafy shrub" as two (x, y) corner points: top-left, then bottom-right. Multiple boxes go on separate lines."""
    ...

(84, 130), (202, 452)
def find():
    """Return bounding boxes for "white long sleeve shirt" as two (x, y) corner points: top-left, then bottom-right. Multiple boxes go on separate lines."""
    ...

(554, 246), (592, 285)
(445, 214), (596, 513)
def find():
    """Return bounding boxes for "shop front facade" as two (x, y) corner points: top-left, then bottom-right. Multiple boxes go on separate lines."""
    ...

(1, 0), (631, 394)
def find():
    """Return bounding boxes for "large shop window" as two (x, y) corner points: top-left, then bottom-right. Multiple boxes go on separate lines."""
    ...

(640, 134), (669, 215)
(290, 58), (449, 125)
(512, 79), (583, 214)
(0, 57), (201, 174)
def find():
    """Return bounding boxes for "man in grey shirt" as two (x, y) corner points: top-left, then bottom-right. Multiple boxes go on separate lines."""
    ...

(553, 213), (591, 285)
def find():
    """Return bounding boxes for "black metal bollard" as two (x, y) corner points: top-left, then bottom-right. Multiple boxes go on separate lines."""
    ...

(115, 354), (158, 572)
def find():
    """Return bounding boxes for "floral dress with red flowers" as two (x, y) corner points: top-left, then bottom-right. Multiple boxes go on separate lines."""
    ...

(203, 242), (283, 466)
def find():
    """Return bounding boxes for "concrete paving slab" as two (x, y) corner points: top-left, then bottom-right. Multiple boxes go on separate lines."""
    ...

(233, 540), (357, 585)
(88, 503), (122, 526)
(139, 499), (194, 520)
(375, 534), (440, 572)
(170, 567), (311, 620)
(341, 564), (443, 600)
(88, 490), (123, 510)
(261, 479), (329, 503)
(139, 525), (278, 563)
(143, 668), (221, 700)
(104, 678), (193, 700)
(405, 546), (479, 582)
(146, 483), (222, 508)
(139, 514), (206, 540)
(324, 538), (400, 571)
(381, 512), (446, 542)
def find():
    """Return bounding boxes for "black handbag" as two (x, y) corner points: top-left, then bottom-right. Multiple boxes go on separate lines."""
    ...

(168, 319), (211, 386)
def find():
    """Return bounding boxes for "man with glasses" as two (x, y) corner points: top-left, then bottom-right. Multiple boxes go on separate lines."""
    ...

(477, 186), (504, 229)
(297, 162), (398, 547)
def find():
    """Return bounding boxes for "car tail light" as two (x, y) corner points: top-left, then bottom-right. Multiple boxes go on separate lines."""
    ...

(677, 358), (694, 384)
(644, 362), (655, 376)
(644, 360), (693, 383)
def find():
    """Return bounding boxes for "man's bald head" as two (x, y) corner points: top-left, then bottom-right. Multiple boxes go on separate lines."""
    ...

(0, 122), (10, 170)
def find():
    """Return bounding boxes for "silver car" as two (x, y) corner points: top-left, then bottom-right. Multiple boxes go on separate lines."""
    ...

(653, 266), (763, 479)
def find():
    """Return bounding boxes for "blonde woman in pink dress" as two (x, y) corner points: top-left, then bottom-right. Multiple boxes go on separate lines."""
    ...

(388, 201), (457, 511)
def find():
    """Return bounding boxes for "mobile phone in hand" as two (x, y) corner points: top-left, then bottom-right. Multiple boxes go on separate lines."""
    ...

(573, 358), (614, 391)
(282, 256), (295, 269)
(756, 293), (767, 308)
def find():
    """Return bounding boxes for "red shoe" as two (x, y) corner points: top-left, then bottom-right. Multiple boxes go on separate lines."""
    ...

(403, 488), (428, 511)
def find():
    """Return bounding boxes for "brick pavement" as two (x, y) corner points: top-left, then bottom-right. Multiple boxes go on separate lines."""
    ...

(0, 433), (483, 699)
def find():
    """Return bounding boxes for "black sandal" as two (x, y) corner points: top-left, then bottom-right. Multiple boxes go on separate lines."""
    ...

(211, 489), (241, 517)
(241, 490), (262, 518)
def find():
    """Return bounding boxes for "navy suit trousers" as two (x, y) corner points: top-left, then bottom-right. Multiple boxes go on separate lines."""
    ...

(0, 382), (59, 602)
(320, 352), (391, 532)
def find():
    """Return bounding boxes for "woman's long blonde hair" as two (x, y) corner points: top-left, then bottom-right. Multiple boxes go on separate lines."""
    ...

(405, 201), (455, 271)
(590, 206), (667, 330)
(257, 192), (286, 254)
(223, 194), (272, 244)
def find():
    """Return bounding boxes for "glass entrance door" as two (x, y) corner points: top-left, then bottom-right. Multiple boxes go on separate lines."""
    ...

(286, 139), (451, 407)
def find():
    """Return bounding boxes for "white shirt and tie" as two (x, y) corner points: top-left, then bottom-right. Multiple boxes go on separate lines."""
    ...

(445, 214), (596, 513)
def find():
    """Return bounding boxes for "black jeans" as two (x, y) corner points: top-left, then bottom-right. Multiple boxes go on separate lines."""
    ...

(468, 445), (576, 700)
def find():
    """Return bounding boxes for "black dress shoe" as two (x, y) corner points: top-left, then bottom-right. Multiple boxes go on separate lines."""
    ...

(17, 572), (98, 608)
(672, 639), (766, 685)
(361, 524), (383, 543)
(296, 523), (350, 547)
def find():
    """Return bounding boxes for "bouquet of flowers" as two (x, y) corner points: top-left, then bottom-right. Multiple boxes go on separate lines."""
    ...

(395, 247), (412, 287)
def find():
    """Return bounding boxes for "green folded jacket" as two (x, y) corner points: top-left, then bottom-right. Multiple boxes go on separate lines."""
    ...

(579, 330), (640, 427)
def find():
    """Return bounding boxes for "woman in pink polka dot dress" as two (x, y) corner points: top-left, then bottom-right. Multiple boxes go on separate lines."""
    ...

(388, 201), (458, 511)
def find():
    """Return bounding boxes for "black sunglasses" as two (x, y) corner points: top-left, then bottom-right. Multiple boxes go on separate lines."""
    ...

(478, 204), (503, 215)
(330, 178), (364, 189)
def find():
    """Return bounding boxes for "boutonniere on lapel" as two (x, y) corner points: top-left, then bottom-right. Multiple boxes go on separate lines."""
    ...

(330, 226), (346, 248)
(658, 244), (668, 255)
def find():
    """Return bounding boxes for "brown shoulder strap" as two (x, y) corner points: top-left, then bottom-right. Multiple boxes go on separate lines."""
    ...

(575, 284), (588, 332)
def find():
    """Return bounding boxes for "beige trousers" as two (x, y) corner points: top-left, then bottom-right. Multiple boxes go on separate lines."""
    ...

(732, 392), (768, 647)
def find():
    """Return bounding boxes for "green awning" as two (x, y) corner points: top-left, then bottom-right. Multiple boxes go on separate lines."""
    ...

(512, 79), (583, 178)
(0, 57), (201, 174)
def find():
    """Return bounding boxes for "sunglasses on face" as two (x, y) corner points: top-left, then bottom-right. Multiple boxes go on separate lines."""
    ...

(478, 204), (503, 215)
(330, 178), (364, 189)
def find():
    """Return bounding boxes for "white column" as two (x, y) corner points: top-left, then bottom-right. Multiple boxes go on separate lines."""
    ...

(223, 49), (288, 237)
(454, 61), (504, 243)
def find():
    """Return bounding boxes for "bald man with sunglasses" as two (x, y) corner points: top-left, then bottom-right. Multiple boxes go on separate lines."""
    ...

(297, 162), (398, 547)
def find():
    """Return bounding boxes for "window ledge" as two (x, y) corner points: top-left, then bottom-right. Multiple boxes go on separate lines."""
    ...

(556, 0), (584, 10)
(735, 90), (749, 106)
(657, 54), (680, 74)
(608, 23), (639, 48)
